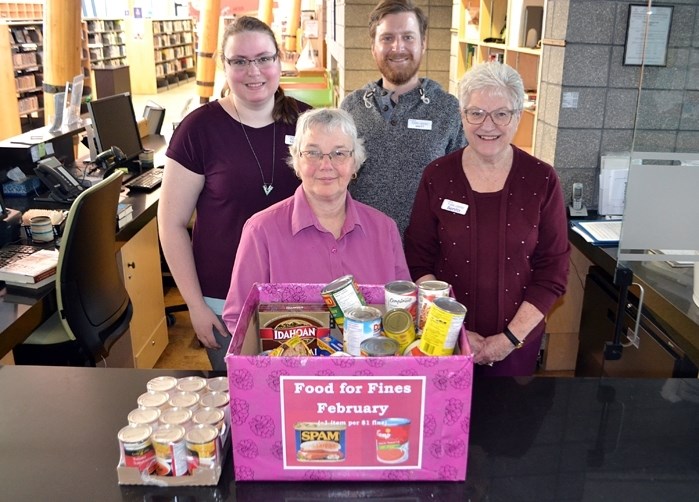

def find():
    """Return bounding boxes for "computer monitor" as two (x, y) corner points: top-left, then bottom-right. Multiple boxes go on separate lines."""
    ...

(87, 93), (143, 166)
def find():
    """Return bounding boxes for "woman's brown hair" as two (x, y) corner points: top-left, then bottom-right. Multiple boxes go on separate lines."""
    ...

(220, 16), (302, 124)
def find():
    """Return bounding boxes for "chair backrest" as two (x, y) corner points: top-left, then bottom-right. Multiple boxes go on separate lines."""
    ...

(56, 171), (132, 364)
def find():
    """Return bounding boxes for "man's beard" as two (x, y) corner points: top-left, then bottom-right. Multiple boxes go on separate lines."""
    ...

(376, 53), (421, 86)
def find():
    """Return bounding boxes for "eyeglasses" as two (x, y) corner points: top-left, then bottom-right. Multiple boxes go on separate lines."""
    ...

(299, 149), (354, 166)
(463, 107), (517, 126)
(224, 53), (278, 71)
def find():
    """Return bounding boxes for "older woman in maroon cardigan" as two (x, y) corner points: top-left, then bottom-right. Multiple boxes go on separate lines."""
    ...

(404, 62), (570, 376)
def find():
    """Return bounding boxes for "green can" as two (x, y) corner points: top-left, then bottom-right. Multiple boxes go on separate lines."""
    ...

(321, 275), (366, 329)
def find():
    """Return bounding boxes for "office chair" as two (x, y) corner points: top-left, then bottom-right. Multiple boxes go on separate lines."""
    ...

(13, 172), (133, 366)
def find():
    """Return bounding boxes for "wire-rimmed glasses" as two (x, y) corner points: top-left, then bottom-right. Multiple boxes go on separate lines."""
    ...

(299, 149), (354, 166)
(224, 53), (278, 71)
(463, 107), (518, 126)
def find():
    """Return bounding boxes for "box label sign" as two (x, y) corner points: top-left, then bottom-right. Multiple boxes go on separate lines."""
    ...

(280, 376), (426, 469)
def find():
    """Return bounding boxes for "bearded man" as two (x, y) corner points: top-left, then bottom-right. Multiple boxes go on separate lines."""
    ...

(340, 0), (466, 237)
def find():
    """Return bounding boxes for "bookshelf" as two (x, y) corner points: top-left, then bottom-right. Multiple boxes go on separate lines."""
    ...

(451, 0), (544, 153)
(0, 1), (42, 20)
(84, 18), (127, 69)
(80, 20), (92, 101)
(0, 20), (43, 139)
(124, 18), (196, 94)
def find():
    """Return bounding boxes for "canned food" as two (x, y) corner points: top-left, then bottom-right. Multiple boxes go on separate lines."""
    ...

(417, 280), (450, 333)
(419, 297), (467, 356)
(321, 275), (366, 329)
(192, 407), (226, 434)
(360, 336), (399, 357)
(200, 391), (231, 428)
(176, 376), (207, 394)
(343, 306), (382, 356)
(168, 391), (200, 410)
(375, 418), (410, 464)
(384, 281), (417, 323)
(146, 375), (178, 395)
(403, 339), (427, 357)
(118, 424), (155, 473)
(128, 407), (161, 428)
(151, 424), (188, 476)
(295, 422), (346, 462)
(382, 308), (417, 353)
(137, 390), (169, 409)
(160, 407), (193, 429)
(206, 376), (229, 393)
(185, 424), (219, 473)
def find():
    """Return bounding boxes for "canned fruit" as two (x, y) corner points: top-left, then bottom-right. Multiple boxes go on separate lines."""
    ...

(343, 306), (382, 356)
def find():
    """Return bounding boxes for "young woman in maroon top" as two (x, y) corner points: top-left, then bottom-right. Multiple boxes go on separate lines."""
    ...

(405, 62), (570, 376)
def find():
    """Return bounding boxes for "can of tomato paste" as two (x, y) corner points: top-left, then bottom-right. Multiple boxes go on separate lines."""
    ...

(375, 418), (411, 464)
(321, 275), (366, 329)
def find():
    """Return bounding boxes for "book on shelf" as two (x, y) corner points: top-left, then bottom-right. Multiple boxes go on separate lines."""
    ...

(0, 249), (59, 284)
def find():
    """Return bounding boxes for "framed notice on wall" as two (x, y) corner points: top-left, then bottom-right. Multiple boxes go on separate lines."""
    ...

(624, 4), (673, 66)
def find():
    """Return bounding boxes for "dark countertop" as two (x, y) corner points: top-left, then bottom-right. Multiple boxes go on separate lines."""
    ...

(569, 227), (699, 366)
(1, 365), (697, 501)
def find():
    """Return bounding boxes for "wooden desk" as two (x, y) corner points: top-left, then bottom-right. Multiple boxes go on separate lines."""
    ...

(1, 365), (698, 500)
(0, 135), (169, 367)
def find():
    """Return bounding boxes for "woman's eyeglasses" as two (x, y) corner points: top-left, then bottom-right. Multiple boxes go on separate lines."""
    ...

(463, 107), (517, 126)
(224, 53), (278, 71)
(299, 150), (354, 166)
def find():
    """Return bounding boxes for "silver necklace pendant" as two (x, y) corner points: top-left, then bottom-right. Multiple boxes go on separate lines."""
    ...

(262, 184), (273, 196)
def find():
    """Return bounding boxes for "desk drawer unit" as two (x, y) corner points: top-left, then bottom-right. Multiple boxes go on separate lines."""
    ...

(119, 218), (168, 368)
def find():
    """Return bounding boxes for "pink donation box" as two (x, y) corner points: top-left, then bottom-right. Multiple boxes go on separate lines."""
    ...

(225, 283), (473, 481)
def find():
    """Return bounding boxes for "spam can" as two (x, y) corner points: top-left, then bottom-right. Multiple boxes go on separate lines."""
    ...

(419, 296), (467, 356)
(295, 422), (346, 462)
(384, 281), (417, 322)
(321, 275), (366, 329)
(382, 308), (416, 353)
(343, 305), (382, 356)
(417, 280), (450, 334)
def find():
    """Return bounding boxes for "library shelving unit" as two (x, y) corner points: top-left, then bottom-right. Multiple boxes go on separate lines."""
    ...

(0, 20), (43, 138)
(124, 18), (196, 94)
(80, 20), (92, 101)
(0, 1), (42, 20)
(451, 0), (544, 153)
(85, 18), (127, 69)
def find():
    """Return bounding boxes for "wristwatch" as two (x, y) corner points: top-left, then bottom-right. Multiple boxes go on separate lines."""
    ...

(503, 327), (524, 349)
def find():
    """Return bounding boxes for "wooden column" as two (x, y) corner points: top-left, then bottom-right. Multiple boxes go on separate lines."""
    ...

(43, 0), (82, 124)
(284, 0), (301, 53)
(196, 0), (221, 104)
(258, 0), (274, 26)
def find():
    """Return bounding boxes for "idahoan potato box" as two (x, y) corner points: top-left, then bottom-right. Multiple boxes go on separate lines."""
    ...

(225, 283), (473, 482)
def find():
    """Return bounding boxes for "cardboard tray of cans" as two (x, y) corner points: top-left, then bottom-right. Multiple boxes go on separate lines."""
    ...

(116, 375), (231, 486)
(225, 283), (474, 482)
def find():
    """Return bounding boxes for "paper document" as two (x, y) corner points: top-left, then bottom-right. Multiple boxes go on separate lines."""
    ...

(571, 220), (622, 245)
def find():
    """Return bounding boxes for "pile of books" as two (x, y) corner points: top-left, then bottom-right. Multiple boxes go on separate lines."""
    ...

(117, 203), (133, 230)
(0, 249), (59, 294)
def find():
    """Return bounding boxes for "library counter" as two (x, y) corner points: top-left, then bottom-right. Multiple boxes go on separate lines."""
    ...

(1, 365), (697, 501)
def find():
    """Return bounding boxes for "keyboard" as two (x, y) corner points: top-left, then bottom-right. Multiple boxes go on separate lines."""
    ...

(0, 244), (43, 269)
(124, 168), (164, 192)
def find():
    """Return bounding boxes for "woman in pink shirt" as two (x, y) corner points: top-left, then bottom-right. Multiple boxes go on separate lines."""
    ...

(222, 108), (410, 333)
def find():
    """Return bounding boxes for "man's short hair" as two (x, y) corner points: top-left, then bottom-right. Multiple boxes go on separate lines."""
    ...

(368, 0), (428, 41)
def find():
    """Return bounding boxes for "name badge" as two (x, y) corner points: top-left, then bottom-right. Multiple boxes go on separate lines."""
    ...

(285, 135), (295, 145)
(441, 199), (468, 215)
(407, 119), (432, 130)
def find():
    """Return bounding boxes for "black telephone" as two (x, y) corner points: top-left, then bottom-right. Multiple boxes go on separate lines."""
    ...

(34, 156), (85, 203)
